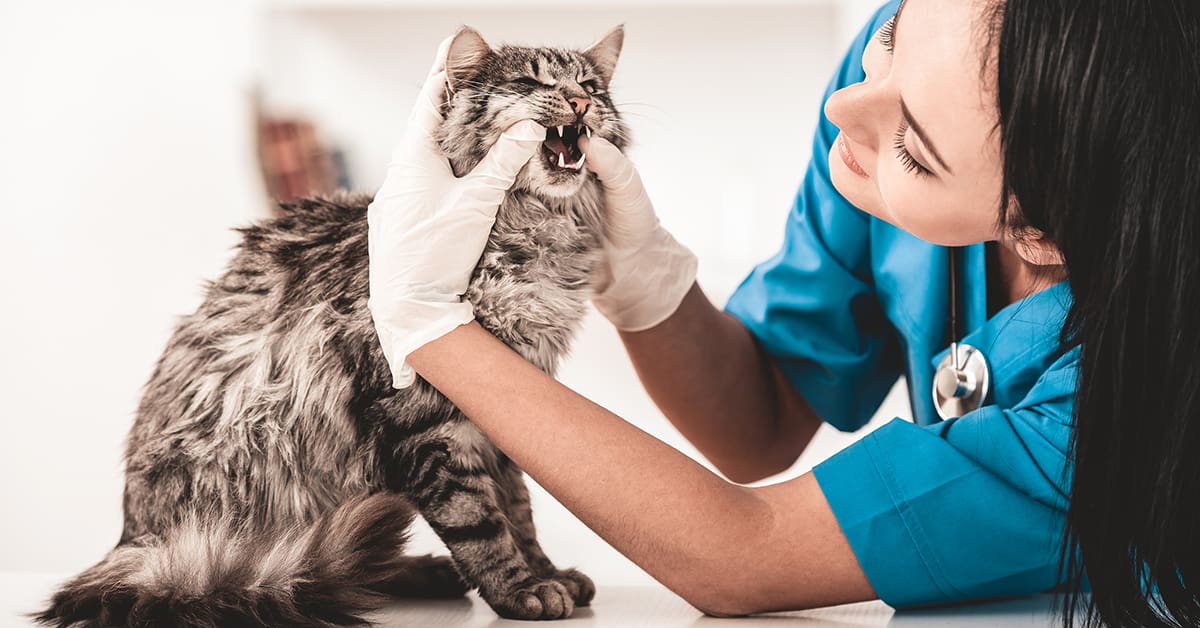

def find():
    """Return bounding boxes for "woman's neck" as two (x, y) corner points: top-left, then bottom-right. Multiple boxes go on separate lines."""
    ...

(990, 240), (1068, 311)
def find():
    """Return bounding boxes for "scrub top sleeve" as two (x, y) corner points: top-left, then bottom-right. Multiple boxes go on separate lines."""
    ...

(811, 348), (1082, 608)
(723, 0), (904, 433)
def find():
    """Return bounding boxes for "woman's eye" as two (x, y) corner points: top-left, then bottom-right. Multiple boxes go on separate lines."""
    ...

(893, 124), (932, 177)
(878, 17), (896, 54)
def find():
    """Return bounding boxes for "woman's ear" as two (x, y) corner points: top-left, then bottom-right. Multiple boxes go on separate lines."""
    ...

(1010, 226), (1066, 267)
(445, 26), (492, 95)
(583, 25), (624, 84)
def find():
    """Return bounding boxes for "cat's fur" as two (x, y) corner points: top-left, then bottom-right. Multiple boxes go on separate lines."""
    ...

(35, 25), (630, 628)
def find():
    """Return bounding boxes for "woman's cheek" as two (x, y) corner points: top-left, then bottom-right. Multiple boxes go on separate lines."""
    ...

(874, 172), (955, 245)
(867, 167), (915, 228)
(887, 192), (985, 247)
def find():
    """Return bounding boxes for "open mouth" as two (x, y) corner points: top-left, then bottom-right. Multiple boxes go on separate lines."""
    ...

(542, 124), (591, 172)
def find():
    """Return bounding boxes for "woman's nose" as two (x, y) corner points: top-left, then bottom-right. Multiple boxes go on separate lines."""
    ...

(825, 81), (879, 150)
(567, 96), (591, 117)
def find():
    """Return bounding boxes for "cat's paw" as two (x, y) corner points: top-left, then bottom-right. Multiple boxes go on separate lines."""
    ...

(550, 568), (595, 607)
(490, 578), (575, 620)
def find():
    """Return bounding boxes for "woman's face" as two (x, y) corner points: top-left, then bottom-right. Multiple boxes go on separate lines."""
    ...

(826, 0), (1005, 248)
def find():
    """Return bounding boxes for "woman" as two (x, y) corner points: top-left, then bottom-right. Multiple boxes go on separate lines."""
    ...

(368, 0), (1199, 626)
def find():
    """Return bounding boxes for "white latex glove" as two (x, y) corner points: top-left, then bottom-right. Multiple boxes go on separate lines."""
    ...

(367, 37), (545, 389)
(577, 134), (699, 332)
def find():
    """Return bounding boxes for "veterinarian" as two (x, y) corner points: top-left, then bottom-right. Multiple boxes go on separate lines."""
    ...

(368, 1), (1199, 625)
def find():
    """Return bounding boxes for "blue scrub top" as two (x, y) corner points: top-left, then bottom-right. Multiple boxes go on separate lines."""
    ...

(723, 1), (1086, 609)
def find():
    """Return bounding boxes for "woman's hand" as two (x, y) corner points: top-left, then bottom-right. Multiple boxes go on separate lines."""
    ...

(577, 134), (699, 331)
(367, 36), (545, 389)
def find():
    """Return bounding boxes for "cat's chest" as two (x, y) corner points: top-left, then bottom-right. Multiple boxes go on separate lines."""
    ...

(464, 195), (603, 373)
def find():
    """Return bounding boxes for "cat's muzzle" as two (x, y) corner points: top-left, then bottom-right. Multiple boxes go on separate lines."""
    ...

(542, 124), (591, 172)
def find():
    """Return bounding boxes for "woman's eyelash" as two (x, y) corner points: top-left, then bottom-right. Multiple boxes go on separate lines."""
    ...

(878, 17), (897, 54)
(893, 123), (932, 177)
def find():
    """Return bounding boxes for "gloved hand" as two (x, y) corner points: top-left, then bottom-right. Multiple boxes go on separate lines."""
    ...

(367, 36), (545, 389)
(577, 134), (699, 332)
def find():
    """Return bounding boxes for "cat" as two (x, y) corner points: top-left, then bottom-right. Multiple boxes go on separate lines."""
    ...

(34, 24), (630, 628)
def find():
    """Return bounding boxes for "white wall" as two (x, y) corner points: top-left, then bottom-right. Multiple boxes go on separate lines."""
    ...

(0, 0), (264, 573)
(0, 0), (906, 589)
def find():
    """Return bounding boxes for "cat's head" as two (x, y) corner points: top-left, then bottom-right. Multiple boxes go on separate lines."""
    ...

(435, 26), (630, 199)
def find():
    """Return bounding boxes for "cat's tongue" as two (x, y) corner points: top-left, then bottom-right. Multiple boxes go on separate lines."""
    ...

(543, 137), (579, 167)
(544, 136), (570, 159)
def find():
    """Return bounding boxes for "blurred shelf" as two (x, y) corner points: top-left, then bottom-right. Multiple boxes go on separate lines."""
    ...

(263, 0), (838, 10)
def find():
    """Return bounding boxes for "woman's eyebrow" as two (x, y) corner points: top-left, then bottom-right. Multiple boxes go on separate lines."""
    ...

(901, 98), (953, 174)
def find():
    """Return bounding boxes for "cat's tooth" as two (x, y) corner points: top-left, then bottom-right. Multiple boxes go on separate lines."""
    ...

(585, 126), (592, 138)
(576, 152), (587, 169)
(557, 152), (566, 168)
(557, 125), (565, 137)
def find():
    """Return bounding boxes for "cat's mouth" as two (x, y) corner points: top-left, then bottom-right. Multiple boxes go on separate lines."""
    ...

(542, 124), (590, 172)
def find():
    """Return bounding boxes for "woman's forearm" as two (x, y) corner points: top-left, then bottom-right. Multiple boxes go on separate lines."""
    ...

(407, 321), (775, 611)
(615, 282), (822, 483)
(408, 320), (876, 614)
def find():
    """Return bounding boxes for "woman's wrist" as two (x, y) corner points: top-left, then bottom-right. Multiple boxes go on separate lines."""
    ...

(591, 223), (699, 332)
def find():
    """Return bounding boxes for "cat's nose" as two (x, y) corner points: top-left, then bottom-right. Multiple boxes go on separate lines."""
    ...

(567, 96), (591, 116)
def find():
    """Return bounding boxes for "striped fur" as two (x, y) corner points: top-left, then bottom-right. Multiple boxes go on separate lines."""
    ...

(35, 28), (627, 627)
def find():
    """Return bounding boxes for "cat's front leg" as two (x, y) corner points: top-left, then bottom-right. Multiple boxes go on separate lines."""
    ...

(387, 430), (577, 619)
(494, 454), (595, 607)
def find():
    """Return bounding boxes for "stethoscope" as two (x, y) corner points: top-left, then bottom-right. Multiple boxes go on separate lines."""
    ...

(932, 246), (991, 420)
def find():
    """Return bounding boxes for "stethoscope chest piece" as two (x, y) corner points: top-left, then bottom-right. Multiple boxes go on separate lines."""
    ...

(933, 342), (990, 420)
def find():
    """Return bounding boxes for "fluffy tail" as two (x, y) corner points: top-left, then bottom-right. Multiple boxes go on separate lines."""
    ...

(32, 493), (423, 628)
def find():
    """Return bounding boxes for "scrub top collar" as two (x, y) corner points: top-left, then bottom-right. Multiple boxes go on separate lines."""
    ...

(930, 242), (1074, 413)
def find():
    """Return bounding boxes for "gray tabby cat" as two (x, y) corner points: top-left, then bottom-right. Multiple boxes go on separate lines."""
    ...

(35, 24), (630, 628)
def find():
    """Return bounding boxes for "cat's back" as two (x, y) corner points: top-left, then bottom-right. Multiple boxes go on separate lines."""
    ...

(126, 192), (390, 481)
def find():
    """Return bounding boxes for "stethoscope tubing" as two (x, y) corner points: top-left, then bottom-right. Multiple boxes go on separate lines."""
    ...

(933, 246), (991, 421)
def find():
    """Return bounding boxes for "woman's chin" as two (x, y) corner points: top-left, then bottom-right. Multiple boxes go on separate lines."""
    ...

(829, 161), (882, 216)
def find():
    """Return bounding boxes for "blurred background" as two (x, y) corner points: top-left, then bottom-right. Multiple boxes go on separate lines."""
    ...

(0, 0), (909, 593)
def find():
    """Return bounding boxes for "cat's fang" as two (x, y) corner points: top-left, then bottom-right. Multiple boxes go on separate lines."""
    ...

(571, 153), (587, 170)
(557, 152), (566, 168)
(557, 125), (565, 137)
(585, 126), (592, 138)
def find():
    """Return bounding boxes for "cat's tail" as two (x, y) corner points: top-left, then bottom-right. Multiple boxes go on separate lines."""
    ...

(31, 493), (440, 628)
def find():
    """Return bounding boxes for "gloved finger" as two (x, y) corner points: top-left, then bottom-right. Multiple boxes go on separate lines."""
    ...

(426, 34), (455, 81)
(576, 134), (638, 192)
(576, 135), (653, 233)
(406, 69), (449, 146)
(405, 32), (455, 138)
(460, 119), (545, 207)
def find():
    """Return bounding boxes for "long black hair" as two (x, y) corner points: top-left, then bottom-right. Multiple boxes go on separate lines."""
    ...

(990, 1), (1200, 626)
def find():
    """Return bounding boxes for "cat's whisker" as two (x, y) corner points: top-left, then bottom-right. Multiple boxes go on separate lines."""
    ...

(605, 110), (656, 122)
(600, 126), (633, 141)
(454, 80), (527, 98)
(611, 101), (669, 113)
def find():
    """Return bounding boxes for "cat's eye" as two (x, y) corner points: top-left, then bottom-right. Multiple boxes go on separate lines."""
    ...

(580, 80), (603, 94)
(513, 76), (544, 87)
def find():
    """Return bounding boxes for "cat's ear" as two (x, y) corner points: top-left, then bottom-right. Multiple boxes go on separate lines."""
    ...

(583, 24), (624, 84)
(445, 26), (492, 94)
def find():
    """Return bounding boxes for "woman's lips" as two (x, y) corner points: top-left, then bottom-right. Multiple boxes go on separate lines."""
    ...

(837, 134), (869, 178)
